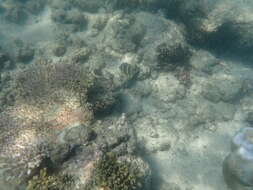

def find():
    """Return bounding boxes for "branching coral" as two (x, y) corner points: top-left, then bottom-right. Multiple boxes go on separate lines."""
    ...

(87, 152), (144, 190)
(27, 168), (74, 190)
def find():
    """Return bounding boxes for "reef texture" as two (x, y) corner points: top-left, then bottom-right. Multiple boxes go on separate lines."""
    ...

(0, 60), (151, 189)
(1, 0), (253, 190)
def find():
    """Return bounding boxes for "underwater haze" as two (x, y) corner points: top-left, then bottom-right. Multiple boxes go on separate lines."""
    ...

(0, 0), (253, 190)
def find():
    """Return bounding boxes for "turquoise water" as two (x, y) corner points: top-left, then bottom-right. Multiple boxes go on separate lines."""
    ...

(0, 0), (253, 190)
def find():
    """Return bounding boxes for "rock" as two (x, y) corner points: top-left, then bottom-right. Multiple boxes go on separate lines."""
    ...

(119, 92), (143, 116)
(104, 13), (146, 53)
(16, 45), (34, 63)
(112, 0), (168, 10)
(137, 65), (151, 80)
(52, 44), (67, 57)
(134, 116), (177, 154)
(71, 47), (91, 63)
(65, 9), (87, 27)
(92, 15), (108, 31)
(160, 182), (182, 190)
(138, 11), (186, 68)
(26, 0), (46, 14)
(0, 50), (13, 71)
(177, 0), (253, 61)
(176, 98), (217, 128)
(94, 114), (137, 154)
(5, 4), (27, 24)
(156, 42), (192, 70)
(241, 96), (253, 124)
(151, 74), (186, 103)
(51, 9), (88, 32)
(223, 127), (253, 190)
(246, 111), (253, 124)
(72, 0), (104, 13)
(51, 9), (67, 23)
(202, 74), (243, 103)
(190, 50), (219, 74)
(157, 142), (171, 152)
(214, 102), (236, 121)
(61, 124), (96, 145)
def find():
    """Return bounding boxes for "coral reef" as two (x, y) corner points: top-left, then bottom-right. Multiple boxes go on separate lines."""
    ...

(189, 50), (219, 74)
(2, 1), (251, 190)
(51, 8), (88, 32)
(87, 152), (144, 190)
(120, 63), (140, 80)
(111, 0), (165, 10)
(71, 47), (91, 63)
(26, 0), (47, 15)
(0, 48), (13, 71)
(71, 0), (105, 13)
(207, 21), (253, 57)
(0, 61), (93, 185)
(52, 44), (67, 57)
(4, 3), (27, 24)
(14, 60), (94, 104)
(104, 14), (146, 53)
(2, 0), (47, 24)
(16, 44), (34, 63)
(92, 15), (108, 32)
(201, 74), (244, 103)
(27, 168), (74, 190)
(156, 43), (192, 71)
(166, 0), (253, 62)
